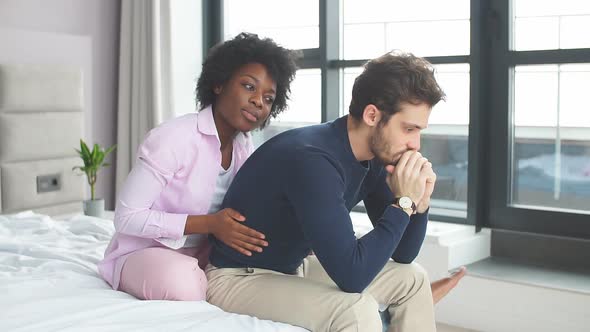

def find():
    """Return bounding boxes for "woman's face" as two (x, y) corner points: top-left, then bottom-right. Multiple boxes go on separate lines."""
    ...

(213, 63), (277, 132)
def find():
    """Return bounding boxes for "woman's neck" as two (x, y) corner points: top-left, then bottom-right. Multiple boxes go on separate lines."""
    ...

(212, 107), (238, 149)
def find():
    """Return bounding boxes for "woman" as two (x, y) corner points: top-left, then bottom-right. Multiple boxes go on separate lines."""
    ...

(98, 33), (299, 301)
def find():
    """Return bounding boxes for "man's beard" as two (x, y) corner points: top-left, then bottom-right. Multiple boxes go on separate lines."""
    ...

(369, 128), (405, 166)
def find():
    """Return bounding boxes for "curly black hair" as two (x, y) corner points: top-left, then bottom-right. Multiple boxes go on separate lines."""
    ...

(196, 33), (300, 127)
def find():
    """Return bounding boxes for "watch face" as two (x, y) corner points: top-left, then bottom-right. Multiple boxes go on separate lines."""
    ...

(399, 196), (413, 209)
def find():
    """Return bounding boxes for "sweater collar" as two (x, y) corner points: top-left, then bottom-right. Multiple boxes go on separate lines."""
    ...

(332, 115), (370, 171)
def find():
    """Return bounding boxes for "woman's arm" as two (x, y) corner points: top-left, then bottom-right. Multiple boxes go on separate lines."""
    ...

(113, 157), (188, 240)
(115, 153), (267, 254)
(185, 209), (268, 256)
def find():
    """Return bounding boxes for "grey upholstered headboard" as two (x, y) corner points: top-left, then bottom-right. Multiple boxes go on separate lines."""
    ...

(0, 64), (85, 215)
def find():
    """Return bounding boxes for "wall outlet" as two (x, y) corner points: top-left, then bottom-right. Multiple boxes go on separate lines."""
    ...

(37, 173), (62, 193)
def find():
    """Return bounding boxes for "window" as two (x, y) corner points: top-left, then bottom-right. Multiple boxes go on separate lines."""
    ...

(252, 68), (322, 147)
(342, 64), (471, 212)
(423, 64), (470, 212)
(342, 0), (470, 59)
(512, 64), (590, 212)
(210, 0), (590, 240)
(513, 0), (590, 51)
(278, 68), (322, 124)
(509, 1), (590, 215)
(221, 0), (321, 148)
(487, 0), (590, 238)
(170, 0), (202, 116)
(339, 0), (471, 218)
(223, 0), (319, 50)
(217, 0), (472, 220)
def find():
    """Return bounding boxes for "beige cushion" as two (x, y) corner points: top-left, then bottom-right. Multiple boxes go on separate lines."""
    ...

(0, 64), (83, 112)
(0, 112), (82, 163)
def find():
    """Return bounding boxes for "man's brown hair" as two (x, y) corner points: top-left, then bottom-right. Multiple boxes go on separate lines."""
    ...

(348, 51), (446, 123)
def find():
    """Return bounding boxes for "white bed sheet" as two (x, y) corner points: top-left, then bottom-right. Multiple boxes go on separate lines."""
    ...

(0, 211), (308, 332)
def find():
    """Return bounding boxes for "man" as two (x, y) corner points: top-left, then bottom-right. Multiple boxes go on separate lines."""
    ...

(206, 51), (463, 332)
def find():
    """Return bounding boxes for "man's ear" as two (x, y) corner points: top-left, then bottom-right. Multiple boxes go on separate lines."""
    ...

(361, 104), (382, 127)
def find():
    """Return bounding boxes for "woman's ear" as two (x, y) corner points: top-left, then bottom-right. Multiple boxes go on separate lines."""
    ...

(362, 104), (381, 127)
(214, 85), (223, 95)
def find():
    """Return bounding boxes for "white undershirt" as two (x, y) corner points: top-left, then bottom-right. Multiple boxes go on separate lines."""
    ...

(207, 155), (236, 214)
(160, 152), (236, 249)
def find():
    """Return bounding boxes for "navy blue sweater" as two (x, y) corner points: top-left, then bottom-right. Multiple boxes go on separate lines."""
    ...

(209, 116), (428, 293)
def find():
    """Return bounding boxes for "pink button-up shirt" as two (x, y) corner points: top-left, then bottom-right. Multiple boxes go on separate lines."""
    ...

(98, 105), (253, 289)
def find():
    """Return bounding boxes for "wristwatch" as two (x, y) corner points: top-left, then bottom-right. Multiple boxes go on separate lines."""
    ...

(393, 196), (416, 215)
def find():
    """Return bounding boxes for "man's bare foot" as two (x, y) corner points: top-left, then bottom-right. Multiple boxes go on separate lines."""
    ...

(431, 266), (467, 304)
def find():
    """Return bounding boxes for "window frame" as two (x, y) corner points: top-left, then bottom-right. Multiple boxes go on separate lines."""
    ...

(331, 0), (476, 226)
(206, 0), (590, 240)
(487, 0), (590, 239)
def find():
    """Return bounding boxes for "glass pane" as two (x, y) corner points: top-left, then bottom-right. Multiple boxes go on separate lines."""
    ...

(252, 69), (321, 147)
(513, 17), (559, 51)
(342, 64), (470, 207)
(514, 0), (590, 17)
(426, 64), (470, 206)
(343, 24), (386, 60)
(342, 65), (470, 123)
(428, 64), (470, 126)
(342, 67), (363, 118)
(342, 0), (470, 59)
(170, 0), (202, 116)
(343, 0), (470, 23)
(514, 65), (558, 127)
(384, 21), (470, 57)
(224, 0), (319, 50)
(560, 15), (590, 49)
(513, 0), (590, 50)
(276, 69), (321, 124)
(560, 64), (590, 128)
(511, 64), (590, 213)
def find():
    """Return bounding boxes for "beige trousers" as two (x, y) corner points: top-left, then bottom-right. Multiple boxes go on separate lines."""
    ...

(206, 256), (436, 332)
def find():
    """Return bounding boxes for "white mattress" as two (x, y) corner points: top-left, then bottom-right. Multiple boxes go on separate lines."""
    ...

(0, 211), (308, 332)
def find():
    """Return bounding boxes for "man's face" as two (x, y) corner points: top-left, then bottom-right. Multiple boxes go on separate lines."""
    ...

(369, 102), (432, 165)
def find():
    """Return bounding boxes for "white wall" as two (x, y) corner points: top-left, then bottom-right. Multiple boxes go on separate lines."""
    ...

(435, 274), (590, 332)
(0, 0), (120, 209)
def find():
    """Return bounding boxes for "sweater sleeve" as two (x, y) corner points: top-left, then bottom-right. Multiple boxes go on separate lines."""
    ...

(286, 149), (412, 293)
(363, 170), (428, 263)
(112, 128), (188, 242)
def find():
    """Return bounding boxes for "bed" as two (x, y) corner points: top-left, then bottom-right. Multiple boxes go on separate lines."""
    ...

(0, 32), (307, 331)
(0, 210), (307, 331)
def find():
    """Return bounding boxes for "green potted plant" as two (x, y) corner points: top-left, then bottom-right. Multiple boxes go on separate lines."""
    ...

(73, 139), (116, 217)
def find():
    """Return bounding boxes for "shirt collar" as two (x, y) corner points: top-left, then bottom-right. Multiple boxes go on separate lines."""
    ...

(197, 105), (250, 148)
(332, 115), (355, 158)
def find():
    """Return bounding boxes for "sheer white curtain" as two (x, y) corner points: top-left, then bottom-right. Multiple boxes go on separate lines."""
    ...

(116, 0), (175, 193)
